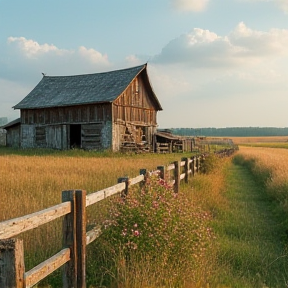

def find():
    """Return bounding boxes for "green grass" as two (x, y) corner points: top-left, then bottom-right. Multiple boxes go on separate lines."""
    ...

(209, 162), (288, 287)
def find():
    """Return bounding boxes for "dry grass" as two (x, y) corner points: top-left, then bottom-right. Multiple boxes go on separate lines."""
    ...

(0, 153), (187, 221)
(230, 136), (288, 144)
(0, 152), (193, 275)
(237, 146), (288, 211)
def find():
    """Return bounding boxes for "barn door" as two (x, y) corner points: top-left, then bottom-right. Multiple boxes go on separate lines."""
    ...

(70, 124), (81, 148)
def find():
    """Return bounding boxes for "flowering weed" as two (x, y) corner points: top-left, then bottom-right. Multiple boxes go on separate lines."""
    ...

(96, 175), (213, 287)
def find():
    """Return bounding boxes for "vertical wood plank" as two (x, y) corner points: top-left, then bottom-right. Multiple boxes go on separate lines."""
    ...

(62, 190), (77, 288)
(157, 165), (166, 181)
(0, 238), (25, 288)
(174, 161), (180, 193)
(118, 177), (129, 197)
(182, 158), (189, 183)
(139, 169), (147, 188)
(75, 190), (87, 288)
(62, 189), (87, 288)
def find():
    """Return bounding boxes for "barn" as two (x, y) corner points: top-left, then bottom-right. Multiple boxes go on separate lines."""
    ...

(13, 64), (163, 151)
(1, 118), (21, 148)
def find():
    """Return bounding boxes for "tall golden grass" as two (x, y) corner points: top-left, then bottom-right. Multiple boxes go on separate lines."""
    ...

(0, 153), (189, 221)
(0, 152), (195, 273)
(237, 146), (288, 211)
(230, 136), (288, 145)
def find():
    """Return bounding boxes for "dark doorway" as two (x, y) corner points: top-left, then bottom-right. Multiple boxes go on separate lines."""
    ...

(70, 124), (81, 148)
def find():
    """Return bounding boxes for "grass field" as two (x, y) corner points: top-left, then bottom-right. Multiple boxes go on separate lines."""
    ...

(1, 145), (288, 287)
(225, 136), (288, 149)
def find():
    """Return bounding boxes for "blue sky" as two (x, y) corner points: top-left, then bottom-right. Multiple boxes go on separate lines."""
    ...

(1, 0), (288, 128)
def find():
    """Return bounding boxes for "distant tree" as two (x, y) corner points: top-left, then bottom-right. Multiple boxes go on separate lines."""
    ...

(169, 127), (288, 137)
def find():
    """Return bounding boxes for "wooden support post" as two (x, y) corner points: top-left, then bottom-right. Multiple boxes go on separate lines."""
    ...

(192, 156), (196, 174)
(157, 165), (166, 181)
(174, 161), (180, 193)
(196, 156), (200, 173)
(0, 238), (25, 288)
(190, 156), (195, 177)
(118, 177), (129, 197)
(139, 169), (147, 187)
(62, 190), (87, 288)
(182, 158), (189, 183)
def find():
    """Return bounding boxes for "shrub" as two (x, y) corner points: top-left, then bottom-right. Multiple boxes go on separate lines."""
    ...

(93, 175), (214, 287)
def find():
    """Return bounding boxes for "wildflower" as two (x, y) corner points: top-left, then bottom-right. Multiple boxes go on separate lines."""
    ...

(134, 230), (140, 236)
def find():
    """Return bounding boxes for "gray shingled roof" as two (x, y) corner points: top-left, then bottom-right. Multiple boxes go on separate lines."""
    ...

(14, 64), (162, 110)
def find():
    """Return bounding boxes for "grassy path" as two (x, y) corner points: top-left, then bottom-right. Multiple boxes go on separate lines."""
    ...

(211, 162), (288, 287)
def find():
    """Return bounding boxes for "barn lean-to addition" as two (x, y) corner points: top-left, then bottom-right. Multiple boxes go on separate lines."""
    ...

(13, 64), (163, 151)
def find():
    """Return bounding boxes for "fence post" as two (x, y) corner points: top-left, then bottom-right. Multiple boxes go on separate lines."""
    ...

(190, 156), (195, 177)
(174, 161), (180, 193)
(139, 169), (147, 188)
(157, 165), (166, 181)
(118, 177), (129, 197)
(0, 238), (25, 288)
(181, 158), (189, 183)
(62, 190), (87, 288)
(196, 156), (200, 173)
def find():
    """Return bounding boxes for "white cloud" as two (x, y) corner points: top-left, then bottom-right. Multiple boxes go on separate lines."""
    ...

(278, 0), (288, 13)
(125, 54), (143, 66)
(78, 46), (109, 65)
(239, 0), (288, 14)
(230, 22), (288, 57)
(153, 23), (288, 68)
(2, 36), (111, 82)
(7, 37), (60, 58)
(172, 0), (209, 12)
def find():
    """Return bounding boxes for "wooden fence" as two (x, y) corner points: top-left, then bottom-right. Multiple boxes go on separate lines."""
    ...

(0, 149), (235, 288)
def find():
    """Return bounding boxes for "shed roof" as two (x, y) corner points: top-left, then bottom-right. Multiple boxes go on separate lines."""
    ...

(1, 118), (21, 129)
(14, 64), (162, 110)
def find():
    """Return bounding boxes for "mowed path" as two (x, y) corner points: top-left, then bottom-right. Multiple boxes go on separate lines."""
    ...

(213, 162), (288, 287)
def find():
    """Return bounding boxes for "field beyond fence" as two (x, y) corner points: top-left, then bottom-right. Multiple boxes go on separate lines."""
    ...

(0, 148), (235, 288)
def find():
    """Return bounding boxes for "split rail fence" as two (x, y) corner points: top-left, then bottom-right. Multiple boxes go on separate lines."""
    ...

(0, 148), (235, 288)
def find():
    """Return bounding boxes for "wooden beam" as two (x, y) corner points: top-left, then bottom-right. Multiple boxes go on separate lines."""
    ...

(0, 202), (71, 239)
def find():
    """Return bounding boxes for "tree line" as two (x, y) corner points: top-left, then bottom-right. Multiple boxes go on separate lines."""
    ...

(170, 127), (288, 137)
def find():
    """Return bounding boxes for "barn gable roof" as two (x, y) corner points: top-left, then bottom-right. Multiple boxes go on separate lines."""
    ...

(14, 64), (162, 110)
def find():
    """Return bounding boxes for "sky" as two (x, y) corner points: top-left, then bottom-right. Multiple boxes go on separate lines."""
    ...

(1, 0), (288, 128)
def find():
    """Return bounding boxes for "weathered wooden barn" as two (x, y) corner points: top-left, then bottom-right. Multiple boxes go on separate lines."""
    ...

(1, 118), (21, 147)
(13, 64), (163, 151)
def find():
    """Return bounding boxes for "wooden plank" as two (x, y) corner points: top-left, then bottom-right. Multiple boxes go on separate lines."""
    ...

(86, 182), (126, 207)
(0, 202), (71, 239)
(167, 164), (175, 171)
(129, 174), (145, 186)
(24, 248), (70, 288)
(75, 190), (86, 288)
(0, 238), (25, 288)
(86, 226), (102, 245)
(62, 190), (87, 288)
(174, 161), (180, 193)
(62, 191), (77, 288)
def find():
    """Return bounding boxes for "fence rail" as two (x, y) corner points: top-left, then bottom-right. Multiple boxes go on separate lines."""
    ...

(0, 148), (235, 288)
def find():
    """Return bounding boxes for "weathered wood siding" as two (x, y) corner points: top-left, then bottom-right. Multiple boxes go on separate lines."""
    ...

(0, 129), (6, 146)
(21, 104), (112, 125)
(81, 122), (112, 150)
(18, 74), (159, 151)
(111, 76), (159, 151)
(6, 126), (20, 148)
(113, 77), (157, 125)
(19, 104), (113, 150)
